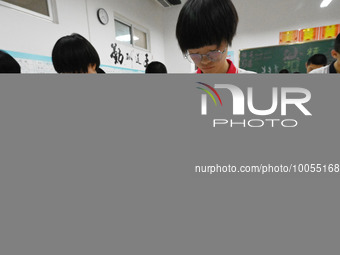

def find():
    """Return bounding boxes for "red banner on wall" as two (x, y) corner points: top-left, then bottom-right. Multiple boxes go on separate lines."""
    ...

(299, 27), (319, 42)
(279, 30), (299, 44)
(320, 24), (340, 39)
(279, 24), (340, 44)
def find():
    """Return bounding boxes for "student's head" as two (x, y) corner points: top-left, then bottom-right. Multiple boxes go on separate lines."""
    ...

(331, 33), (340, 64)
(176, 0), (238, 73)
(145, 61), (167, 73)
(52, 33), (100, 73)
(306, 54), (327, 73)
(96, 67), (105, 73)
(279, 69), (289, 73)
(0, 50), (21, 73)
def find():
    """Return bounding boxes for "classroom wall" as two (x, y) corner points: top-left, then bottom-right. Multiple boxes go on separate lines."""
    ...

(0, 0), (166, 73)
(162, 2), (193, 73)
(163, 0), (340, 72)
(0, 0), (88, 57)
(1, 0), (339, 73)
(230, 0), (340, 67)
(86, 0), (166, 73)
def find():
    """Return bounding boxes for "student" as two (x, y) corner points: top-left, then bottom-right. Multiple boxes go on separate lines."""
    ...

(305, 53), (327, 73)
(176, 0), (254, 74)
(279, 69), (290, 73)
(309, 33), (340, 73)
(145, 61), (167, 73)
(96, 67), (106, 73)
(52, 33), (100, 73)
(0, 50), (21, 73)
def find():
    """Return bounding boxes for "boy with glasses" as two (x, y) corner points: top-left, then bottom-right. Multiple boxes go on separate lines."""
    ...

(176, 0), (255, 74)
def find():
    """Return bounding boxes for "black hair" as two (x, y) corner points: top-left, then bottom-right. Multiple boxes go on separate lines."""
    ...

(52, 33), (100, 73)
(307, 53), (327, 66)
(96, 67), (106, 73)
(176, 0), (238, 53)
(279, 69), (289, 73)
(0, 50), (21, 73)
(145, 61), (167, 73)
(335, 33), (340, 53)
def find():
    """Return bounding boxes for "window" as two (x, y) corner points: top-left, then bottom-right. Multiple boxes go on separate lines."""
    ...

(115, 20), (133, 44)
(0, 0), (57, 22)
(114, 16), (149, 51)
(133, 28), (148, 49)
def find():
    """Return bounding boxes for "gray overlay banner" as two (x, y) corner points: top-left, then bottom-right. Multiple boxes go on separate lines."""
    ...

(0, 75), (339, 255)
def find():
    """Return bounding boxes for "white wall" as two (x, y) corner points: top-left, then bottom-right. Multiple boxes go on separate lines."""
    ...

(0, 0), (339, 73)
(0, 0), (166, 72)
(162, 2), (193, 73)
(0, 0), (88, 56)
(86, 0), (166, 72)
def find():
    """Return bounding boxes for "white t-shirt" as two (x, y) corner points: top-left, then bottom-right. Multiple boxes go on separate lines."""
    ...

(309, 61), (338, 74)
(309, 65), (330, 73)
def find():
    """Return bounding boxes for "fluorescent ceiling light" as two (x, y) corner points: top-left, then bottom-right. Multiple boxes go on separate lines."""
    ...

(320, 0), (333, 8)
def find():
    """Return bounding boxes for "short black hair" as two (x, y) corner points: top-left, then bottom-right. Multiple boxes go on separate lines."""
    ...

(307, 54), (327, 66)
(335, 33), (340, 53)
(279, 69), (289, 73)
(176, 0), (238, 53)
(52, 33), (100, 73)
(96, 67), (106, 73)
(0, 50), (21, 73)
(145, 61), (167, 73)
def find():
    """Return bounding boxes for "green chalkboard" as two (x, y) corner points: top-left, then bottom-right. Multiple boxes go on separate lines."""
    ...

(239, 39), (335, 73)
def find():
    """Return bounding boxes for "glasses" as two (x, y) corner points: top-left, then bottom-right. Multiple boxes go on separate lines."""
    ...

(185, 48), (227, 63)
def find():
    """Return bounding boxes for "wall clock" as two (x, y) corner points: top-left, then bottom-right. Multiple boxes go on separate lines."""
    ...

(97, 8), (109, 25)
